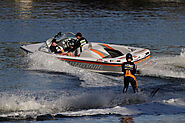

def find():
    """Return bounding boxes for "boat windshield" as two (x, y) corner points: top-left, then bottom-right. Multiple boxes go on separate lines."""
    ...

(43, 32), (76, 51)
(55, 32), (76, 41)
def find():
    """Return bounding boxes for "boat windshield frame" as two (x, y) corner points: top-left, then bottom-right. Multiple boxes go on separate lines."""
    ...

(44, 32), (75, 47)
(57, 32), (76, 41)
(38, 32), (76, 53)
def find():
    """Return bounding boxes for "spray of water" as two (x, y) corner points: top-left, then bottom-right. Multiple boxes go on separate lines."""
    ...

(0, 89), (149, 121)
(25, 51), (121, 87)
(140, 49), (185, 78)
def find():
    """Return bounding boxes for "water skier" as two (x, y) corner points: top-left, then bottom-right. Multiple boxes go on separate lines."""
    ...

(122, 53), (138, 93)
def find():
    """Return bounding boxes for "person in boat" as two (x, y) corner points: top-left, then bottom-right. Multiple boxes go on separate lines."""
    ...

(122, 53), (138, 93)
(67, 32), (88, 56)
(50, 39), (64, 54)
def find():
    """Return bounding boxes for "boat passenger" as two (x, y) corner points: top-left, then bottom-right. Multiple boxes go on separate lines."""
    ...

(122, 53), (138, 93)
(50, 39), (64, 54)
(67, 32), (88, 56)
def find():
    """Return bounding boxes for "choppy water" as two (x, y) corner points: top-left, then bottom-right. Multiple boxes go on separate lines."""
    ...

(0, 0), (185, 122)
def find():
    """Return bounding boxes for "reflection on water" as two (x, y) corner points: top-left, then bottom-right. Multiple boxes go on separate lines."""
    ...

(121, 116), (134, 123)
(0, 0), (185, 20)
(78, 0), (185, 10)
(0, 0), (184, 53)
(14, 0), (33, 19)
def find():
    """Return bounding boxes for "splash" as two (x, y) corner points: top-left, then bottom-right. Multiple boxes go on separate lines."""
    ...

(0, 93), (46, 115)
(0, 91), (148, 121)
(140, 49), (185, 78)
(25, 51), (121, 87)
(180, 48), (185, 57)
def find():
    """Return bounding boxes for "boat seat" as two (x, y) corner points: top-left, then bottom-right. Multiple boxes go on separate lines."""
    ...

(80, 44), (109, 59)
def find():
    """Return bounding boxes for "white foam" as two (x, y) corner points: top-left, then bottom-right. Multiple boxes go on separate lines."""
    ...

(162, 98), (185, 107)
(0, 92), (112, 115)
(0, 91), (184, 120)
(0, 91), (148, 118)
(58, 97), (185, 117)
(0, 94), (45, 114)
(140, 49), (185, 78)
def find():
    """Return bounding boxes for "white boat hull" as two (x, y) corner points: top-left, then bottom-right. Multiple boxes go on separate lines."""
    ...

(20, 32), (150, 73)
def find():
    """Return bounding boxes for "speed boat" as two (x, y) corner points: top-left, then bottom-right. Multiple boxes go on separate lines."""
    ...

(20, 32), (150, 73)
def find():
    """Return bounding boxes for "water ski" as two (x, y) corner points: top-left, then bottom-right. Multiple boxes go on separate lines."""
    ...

(150, 88), (160, 97)
(122, 88), (160, 98)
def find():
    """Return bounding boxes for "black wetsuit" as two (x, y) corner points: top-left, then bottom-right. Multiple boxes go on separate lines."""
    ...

(122, 61), (137, 93)
(50, 45), (63, 54)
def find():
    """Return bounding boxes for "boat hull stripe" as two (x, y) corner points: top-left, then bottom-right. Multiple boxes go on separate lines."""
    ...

(58, 55), (150, 67)
(59, 58), (121, 66)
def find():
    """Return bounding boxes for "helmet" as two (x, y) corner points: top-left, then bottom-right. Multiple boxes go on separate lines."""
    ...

(126, 53), (133, 61)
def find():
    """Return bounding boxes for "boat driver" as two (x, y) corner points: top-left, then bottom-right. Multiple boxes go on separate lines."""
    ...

(67, 32), (88, 56)
(50, 39), (64, 54)
(122, 53), (138, 93)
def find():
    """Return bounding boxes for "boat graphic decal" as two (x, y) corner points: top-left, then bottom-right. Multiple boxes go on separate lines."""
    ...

(90, 48), (105, 58)
(102, 44), (114, 50)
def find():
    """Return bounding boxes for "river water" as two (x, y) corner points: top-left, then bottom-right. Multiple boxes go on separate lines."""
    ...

(0, 0), (185, 122)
